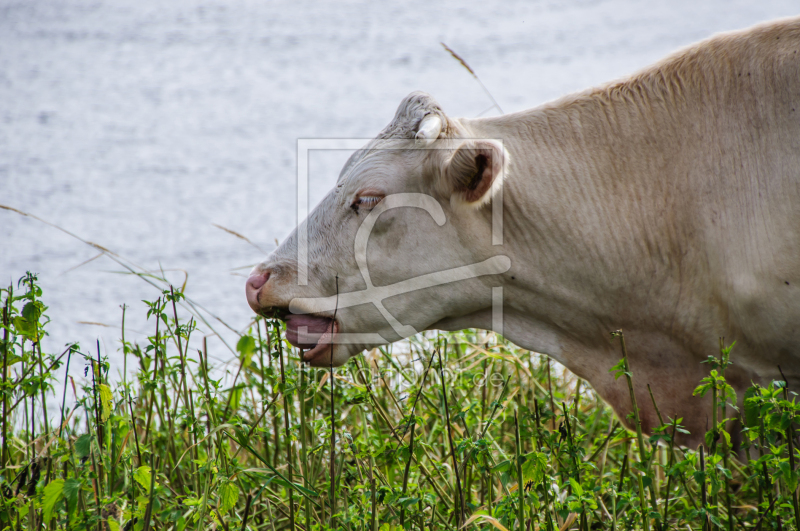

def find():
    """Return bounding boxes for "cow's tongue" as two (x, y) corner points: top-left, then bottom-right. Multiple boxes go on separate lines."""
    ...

(285, 315), (334, 349)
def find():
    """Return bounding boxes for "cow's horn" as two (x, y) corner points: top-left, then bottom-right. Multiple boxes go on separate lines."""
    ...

(415, 114), (442, 146)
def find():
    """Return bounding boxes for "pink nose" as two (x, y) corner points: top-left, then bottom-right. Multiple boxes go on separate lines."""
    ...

(245, 271), (270, 311)
(247, 272), (269, 291)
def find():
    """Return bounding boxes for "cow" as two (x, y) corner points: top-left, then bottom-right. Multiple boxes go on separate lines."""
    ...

(246, 17), (800, 446)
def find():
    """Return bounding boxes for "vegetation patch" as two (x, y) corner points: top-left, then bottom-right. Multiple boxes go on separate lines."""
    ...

(0, 272), (798, 530)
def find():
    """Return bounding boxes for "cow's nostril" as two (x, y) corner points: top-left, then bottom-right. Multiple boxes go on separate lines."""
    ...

(247, 271), (270, 291)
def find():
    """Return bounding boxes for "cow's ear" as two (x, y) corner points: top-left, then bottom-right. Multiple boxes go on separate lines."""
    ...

(441, 139), (507, 207)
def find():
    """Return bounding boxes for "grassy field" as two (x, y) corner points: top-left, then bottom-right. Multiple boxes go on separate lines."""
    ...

(0, 271), (798, 531)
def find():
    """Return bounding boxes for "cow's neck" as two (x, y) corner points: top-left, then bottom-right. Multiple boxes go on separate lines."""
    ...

(454, 89), (698, 364)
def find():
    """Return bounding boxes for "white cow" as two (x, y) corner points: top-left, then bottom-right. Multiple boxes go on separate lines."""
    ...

(247, 18), (800, 445)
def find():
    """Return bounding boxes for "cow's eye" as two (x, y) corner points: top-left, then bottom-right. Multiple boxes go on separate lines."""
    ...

(351, 195), (383, 212)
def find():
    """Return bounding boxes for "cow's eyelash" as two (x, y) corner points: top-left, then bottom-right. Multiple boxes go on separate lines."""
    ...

(351, 195), (383, 211)
(358, 196), (382, 206)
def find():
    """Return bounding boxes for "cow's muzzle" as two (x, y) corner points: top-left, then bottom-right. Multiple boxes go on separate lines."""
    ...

(245, 271), (271, 313)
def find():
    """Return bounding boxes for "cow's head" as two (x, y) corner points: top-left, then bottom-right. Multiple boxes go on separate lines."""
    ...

(246, 92), (510, 366)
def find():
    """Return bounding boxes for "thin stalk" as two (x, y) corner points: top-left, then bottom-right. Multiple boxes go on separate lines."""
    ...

(240, 493), (254, 531)
(399, 352), (435, 527)
(437, 345), (463, 526)
(700, 445), (708, 531)
(573, 379), (582, 419)
(360, 406), (378, 531)
(546, 358), (556, 431)
(5, 346), (71, 416)
(533, 400), (557, 531)
(183, 316), (199, 491)
(58, 347), (73, 439)
(143, 305), (161, 444)
(229, 391), (280, 462)
(352, 355), (454, 509)
(514, 410), (525, 531)
(615, 444), (629, 531)
(561, 401), (581, 479)
(1, 287), (9, 471)
(127, 398), (143, 466)
(142, 453), (158, 531)
(480, 358), (488, 506)
(298, 361), (311, 530)
(788, 417), (800, 531)
(718, 338), (735, 531)
(85, 412), (100, 518)
(35, 342), (50, 485)
(276, 322), (295, 531)
(195, 365), (215, 531)
(24, 348), (31, 467)
(329, 277), (339, 528)
(121, 304), (127, 392)
(169, 287), (191, 416)
(758, 416), (774, 527)
(662, 418), (678, 529)
(562, 400), (588, 531)
(711, 360), (719, 525)
(754, 497), (779, 531)
(399, 425), (418, 528)
(614, 330), (659, 530)
(256, 318), (271, 465)
(90, 354), (104, 497)
(155, 323), (180, 480)
(778, 366), (800, 530)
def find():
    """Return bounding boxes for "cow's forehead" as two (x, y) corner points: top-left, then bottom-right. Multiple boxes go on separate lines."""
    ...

(336, 90), (447, 183)
(336, 138), (419, 186)
(336, 148), (367, 184)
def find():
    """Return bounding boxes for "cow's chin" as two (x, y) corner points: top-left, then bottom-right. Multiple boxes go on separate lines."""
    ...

(305, 344), (345, 367)
(301, 323), (339, 366)
(304, 337), (359, 368)
(284, 314), (340, 366)
(283, 314), (394, 367)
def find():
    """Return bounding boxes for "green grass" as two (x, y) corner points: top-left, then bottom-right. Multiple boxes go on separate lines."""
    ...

(0, 271), (798, 531)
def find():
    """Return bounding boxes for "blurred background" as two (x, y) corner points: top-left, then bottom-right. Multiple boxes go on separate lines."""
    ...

(1, 0), (797, 379)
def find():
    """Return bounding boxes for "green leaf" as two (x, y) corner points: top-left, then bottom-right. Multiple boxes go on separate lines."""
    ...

(74, 434), (92, 459)
(569, 477), (583, 497)
(12, 316), (34, 338)
(693, 470), (706, 485)
(230, 385), (243, 411)
(268, 476), (320, 499)
(21, 300), (43, 322)
(63, 478), (81, 516)
(42, 479), (64, 523)
(719, 428), (731, 450)
(491, 459), (511, 474)
(218, 482), (239, 514)
(133, 466), (153, 491)
(521, 451), (547, 489)
(98, 384), (113, 422)
(236, 335), (256, 358)
(743, 387), (760, 428)
(693, 382), (712, 397)
(609, 359), (627, 380)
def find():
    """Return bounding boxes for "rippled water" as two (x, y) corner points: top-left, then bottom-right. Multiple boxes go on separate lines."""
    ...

(1, 0), (797, 380)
